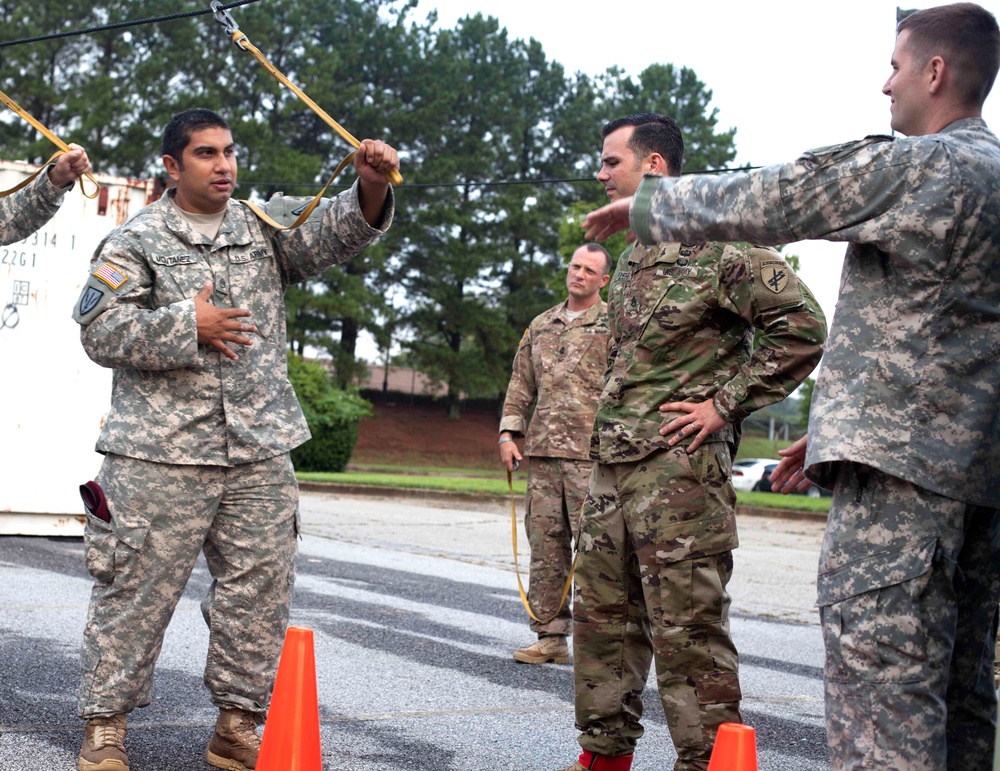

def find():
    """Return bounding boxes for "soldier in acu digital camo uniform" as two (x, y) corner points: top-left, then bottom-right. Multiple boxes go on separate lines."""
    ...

(71, 108), (397, 771)
(583, 6), (1000, 769)
(556, 114), (826, 771)
(0, 143), (91, 245)
(499, 243), (612, 665)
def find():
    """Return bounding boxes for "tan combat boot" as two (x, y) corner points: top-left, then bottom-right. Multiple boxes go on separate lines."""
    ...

(513, 634), (570, 664)
(78, 713), (129, 771)
(206, 708), (262, 771)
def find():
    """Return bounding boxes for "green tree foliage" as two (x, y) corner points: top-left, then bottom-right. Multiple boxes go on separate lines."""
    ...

(797, 377), (816, 427)
(0, 1), (739, 418)
(605, 63), (737, 173)
(286, 354), (371, 472)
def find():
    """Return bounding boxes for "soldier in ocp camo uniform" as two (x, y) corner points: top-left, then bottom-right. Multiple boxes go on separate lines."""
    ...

(0, 143), (91, 245)
(556, 114), (826, 771)
(499, 243), (612, 665)
(583, 6), (1000, 769)
(71, 108), (397, 771)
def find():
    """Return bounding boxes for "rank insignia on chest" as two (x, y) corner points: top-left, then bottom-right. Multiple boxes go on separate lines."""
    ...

(93, 262), (128, 290)
(759, 261), (789, 294)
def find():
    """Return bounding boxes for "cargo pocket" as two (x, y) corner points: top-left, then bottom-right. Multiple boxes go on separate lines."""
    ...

(657, 556), (730, 627)
(695, 670), (742, 705)
(89, 457), (155, 582)
(818, 536), (936, 684)
(83, 516), (118, 584)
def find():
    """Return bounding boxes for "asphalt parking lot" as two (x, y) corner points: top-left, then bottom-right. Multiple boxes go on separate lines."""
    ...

(0, 490), (831, 770)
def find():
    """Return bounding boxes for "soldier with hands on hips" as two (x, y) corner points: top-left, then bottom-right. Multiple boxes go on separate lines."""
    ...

(0, 143), (91, 245)
(72, 108), (396, 771)
(559, 113), (826, 771)
(499, 243), (612, 665)
(583, 5), (1000, 768)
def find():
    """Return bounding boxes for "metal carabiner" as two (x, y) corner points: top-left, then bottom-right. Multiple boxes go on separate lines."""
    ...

(210, 1), (249, 49)
(210, 1), (240, 34)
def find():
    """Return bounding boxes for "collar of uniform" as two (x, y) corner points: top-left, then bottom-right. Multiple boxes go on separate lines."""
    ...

(160, 191), (253, 250)
(938, 116), (988, 136)
(556, 298), (606, 327)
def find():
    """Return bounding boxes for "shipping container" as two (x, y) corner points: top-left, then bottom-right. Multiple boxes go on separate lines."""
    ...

(0, 160), (158, 535)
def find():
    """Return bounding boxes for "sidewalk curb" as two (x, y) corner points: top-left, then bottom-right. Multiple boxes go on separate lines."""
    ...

(297, 481), (829, 522)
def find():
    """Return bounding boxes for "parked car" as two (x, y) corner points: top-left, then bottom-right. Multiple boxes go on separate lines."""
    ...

(732, 458), (781, 492)
(752, 463), (833, 497)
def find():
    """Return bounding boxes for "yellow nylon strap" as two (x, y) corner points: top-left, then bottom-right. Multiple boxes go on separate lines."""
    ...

(229, 30), (403, 187)
(240, 151), (356, 231)
(0, 87), (100, 199)
(508, 469), (582, 625)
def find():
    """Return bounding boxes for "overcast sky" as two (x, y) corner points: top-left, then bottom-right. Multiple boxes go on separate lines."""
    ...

(360, 0), (1000, 363)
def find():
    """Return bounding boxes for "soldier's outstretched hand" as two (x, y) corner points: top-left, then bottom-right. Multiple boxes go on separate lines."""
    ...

(583, 197), (634, 243)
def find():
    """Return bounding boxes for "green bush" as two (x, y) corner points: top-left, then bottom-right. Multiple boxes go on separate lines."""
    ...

(287, 355), (372, 472)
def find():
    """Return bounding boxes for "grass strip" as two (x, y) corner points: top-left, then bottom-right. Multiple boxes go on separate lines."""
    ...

(298, 471), (526, 496)
(299, 471), (831, 513)
(738, 490), (831, 512)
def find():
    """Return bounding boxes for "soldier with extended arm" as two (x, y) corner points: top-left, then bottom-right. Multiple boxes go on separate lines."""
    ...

(583, 5), (1000, 768)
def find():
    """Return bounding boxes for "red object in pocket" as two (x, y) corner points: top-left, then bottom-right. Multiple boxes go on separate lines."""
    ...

(80, 481), (111, 523)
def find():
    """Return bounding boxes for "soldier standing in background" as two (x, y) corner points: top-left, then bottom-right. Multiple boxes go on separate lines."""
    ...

(72, 108), (397, 771)
(0, 144), (91, 245)
(560, 113), (826, 771)
(499, 243), (611, 665)
(583, 5), (1000, 768)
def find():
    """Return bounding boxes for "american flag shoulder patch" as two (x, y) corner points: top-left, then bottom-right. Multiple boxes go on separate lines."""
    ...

(93, 262), (128, 290)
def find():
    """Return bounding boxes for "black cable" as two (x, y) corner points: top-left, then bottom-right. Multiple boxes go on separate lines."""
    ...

(0, 0), (262, 49)
(243, 166), (759, 190)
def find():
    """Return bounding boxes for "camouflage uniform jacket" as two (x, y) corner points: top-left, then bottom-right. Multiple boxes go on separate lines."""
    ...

(0, 167), (66, 246)
(630, 117), (999, 506)
(592, 240), (826, 464)
(499, 300), (609, 460)
(73, 181), (393, 466)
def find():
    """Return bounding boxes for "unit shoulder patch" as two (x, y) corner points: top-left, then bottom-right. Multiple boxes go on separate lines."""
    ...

(758, 260), (789, 294)
(79, 286), (104, 316)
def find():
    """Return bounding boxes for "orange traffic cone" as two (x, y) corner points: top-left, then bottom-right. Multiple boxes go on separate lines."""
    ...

(257, 626), (323, 771)
(707, 722), (758, 771)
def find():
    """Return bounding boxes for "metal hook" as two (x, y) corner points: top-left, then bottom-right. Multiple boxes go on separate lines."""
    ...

(210, 1), (240, 35)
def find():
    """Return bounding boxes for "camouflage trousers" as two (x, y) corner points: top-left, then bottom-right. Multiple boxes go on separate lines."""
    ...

(524, 457), (591, 636)
(573, 443), (742, 771)
(818, 463), (1000, 770)
(79, 452), (299, 720)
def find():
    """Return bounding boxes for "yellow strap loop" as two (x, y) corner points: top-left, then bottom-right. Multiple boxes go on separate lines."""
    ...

(229, 30), (403, 188)
(0, 88), (100, 200)
(508, 468), (582, 625)
(241, 151), (356, 231)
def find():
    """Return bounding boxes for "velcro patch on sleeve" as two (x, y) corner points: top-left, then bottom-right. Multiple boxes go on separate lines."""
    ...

(93, 262), (128, 290)
(753, 254), (801, 310)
